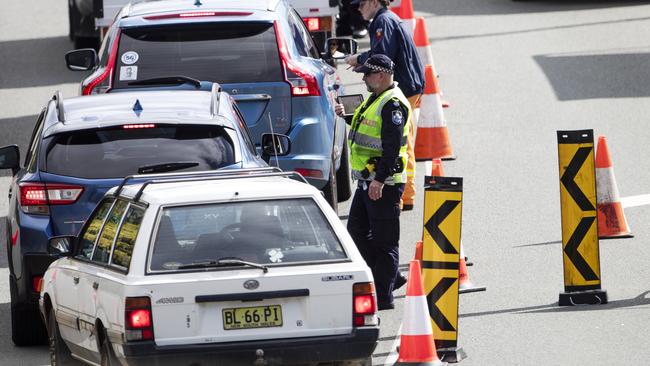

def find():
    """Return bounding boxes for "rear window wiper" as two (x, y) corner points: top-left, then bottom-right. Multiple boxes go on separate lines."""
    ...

(138, 162), (199, 174)
(177, 258), (269, 273)
(128, 76), (202, 88)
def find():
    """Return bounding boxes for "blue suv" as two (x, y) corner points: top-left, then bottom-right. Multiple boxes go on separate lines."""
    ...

(0, 87), (283, 345)
(65, 0), (353, 210)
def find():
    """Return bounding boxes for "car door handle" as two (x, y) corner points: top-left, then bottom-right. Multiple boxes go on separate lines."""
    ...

(73, 277), (79, 285)
(93, 282), (99, 290)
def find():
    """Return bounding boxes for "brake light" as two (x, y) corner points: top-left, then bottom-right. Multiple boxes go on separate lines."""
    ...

(353, 282), (378, 326)
(32, 276), (44, 293)
(83, 29), (121, 95)
(303, 17), (320, 31)
(294, 168), (323, 179)
(19, 183), (84, 214)
(125, 297), (154, 341)
(274, 22), (321, 97)
(144, 11), (252, 20)
(123, 123), (156, 129)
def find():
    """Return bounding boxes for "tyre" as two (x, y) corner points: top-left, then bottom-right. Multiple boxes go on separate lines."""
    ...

(100, 329), (118, 366)
(322, 158), (339, 214)
(10, 276), (48, 346)
(48, 309), (81, 365)
(336, 141), (352, 202)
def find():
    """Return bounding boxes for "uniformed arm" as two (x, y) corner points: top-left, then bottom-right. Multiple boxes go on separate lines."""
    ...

(358, 15), (399, 65)
(375, 98), (408, 183)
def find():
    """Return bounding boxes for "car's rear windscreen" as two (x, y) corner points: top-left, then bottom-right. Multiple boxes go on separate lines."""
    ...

(149, 198), (348, 272)
(114, 22), (283, 88)
(44, 125), (235, 179)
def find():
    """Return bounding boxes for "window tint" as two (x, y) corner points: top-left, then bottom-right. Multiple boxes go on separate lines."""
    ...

(114, 22), (282, 88)
(232, 104), (256, 154)
(150, 199), (346, 271)
(78, 199), (115, 259)
(111, 205), (144, 270)
(93, 200), (128, 264)
(288, 10), (320, 59)
(45, 125), (235, 179)
(24, 110), (45, 171)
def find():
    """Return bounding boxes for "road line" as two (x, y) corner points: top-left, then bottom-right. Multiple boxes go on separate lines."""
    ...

(382, 323), (402, 365)
(621, 194), (650, 208)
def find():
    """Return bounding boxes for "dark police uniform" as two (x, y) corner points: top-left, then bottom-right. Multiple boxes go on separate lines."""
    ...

(344, 55), (411, 308)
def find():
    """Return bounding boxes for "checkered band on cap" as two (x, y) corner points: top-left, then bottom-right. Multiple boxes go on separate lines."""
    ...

(364, 61), (394, 74)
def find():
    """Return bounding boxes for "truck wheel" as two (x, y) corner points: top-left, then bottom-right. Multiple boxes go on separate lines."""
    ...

(48, 309), (80, 365)
(100, 329), (118, 366)
(10, 277), (48, 346)
(336, 141), (352, 202)
(322, 159), (339, 214)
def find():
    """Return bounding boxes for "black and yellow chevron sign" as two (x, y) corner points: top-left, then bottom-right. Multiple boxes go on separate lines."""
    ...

(422, 176), (462, 349)
(557, 130), (603, 293)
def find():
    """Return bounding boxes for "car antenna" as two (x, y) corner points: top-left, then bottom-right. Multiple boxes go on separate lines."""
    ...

(267, 112), (280, 168)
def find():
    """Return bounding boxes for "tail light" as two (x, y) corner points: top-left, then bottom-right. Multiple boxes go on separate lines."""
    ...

(274, 22), (321, 97)
(353, 282), (378, 326)
(19, 183), (84, 215)
(125, 297), (154, 341)
(294, 168), (323, 179)
(32, 276), (44, 293)
(82, 29), (122, 95)
(302, 16), (332, 32)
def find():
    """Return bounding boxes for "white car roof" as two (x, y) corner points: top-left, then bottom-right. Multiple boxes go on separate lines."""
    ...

(115, 175), (319, 206)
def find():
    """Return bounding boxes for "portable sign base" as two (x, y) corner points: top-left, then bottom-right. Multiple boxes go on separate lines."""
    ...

(557, 130), (608, 306)
(421, 176), (466, 363)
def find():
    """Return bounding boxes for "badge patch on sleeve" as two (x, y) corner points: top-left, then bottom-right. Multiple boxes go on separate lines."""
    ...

(375, 28), (383, 40)
(392, 110), (403, 125)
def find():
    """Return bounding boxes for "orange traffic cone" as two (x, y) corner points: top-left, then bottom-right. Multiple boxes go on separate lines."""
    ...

(415, 66), (455, 161)
(395, 260), (446, 365)
(430, 158), (444, 176)
(414, 18), (450, 109)
(458, 244), (486, 294)
(398, 0), (416, 36)
(595, 136), (633, 239)
(414, 240), (423, 262)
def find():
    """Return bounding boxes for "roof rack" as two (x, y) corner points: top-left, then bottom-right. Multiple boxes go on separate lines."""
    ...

(52, 91), (65, 123)
(210, 82), (222, 117)
(114, 167), (308, 202)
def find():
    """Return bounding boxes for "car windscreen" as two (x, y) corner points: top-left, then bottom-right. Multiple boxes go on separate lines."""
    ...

(114, 22), (283, 88)
(44, 124), (235, 179)
(149, 198), (348, 272)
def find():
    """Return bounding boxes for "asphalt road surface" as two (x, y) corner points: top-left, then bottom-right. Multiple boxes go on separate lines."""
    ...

(2, 0), (650, 365)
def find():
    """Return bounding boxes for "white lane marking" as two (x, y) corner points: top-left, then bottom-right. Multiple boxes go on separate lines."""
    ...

(383, 323), (402, 365)
(621, 194), (650, 208)
(0, 269), (10, 303)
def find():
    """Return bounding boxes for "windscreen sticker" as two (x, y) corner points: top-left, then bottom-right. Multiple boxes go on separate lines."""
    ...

(121, 51), (139, 65)
(268, 249), (284, 263)
(119, 66), (138, 81)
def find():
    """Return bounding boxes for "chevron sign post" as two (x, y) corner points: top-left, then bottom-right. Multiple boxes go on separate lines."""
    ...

(557, 130), (608, 306)
(421, 176), (466, 363)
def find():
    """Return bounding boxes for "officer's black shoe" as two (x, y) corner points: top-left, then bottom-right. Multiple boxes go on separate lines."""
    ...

(394, 273), (407, 291)
(353, 28), (368, 39)
(378, 302), (395, 310)
(402, 204), (414, 211)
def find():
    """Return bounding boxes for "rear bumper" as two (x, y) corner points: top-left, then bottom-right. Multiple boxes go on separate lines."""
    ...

(120, 327), (379, 366)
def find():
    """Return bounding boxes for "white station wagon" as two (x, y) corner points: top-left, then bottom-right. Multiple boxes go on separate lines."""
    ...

(39, 168), (378, 366)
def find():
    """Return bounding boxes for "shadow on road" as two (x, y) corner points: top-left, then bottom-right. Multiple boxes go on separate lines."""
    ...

(415, 0), (650, 16)
(513, 239), (562, 248)
(0, 36), (86, 89)
(535, 52), (650, 101)
(460, 291), (650, 318)
(0, 302), (49, 362)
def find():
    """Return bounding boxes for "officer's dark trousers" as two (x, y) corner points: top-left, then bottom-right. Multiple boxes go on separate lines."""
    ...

(347, 181), (404, 305)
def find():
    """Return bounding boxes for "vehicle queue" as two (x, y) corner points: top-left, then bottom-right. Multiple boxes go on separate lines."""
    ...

(0, 0), (399, 365)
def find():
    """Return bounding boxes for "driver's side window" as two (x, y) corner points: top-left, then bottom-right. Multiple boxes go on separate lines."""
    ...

(77, 198), (115, 260)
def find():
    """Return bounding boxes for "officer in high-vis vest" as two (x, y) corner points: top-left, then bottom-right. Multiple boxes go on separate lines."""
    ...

(335, 54), (411, 310)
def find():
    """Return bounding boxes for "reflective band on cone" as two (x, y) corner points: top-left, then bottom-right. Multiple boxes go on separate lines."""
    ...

(595, 135), (633, 239)
(415, 66), (454, 161)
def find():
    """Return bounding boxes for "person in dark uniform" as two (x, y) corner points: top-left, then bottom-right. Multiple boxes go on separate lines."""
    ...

(334, 54), (410, 310)
(337, 0), (368, 38)
(345, 0), (425, 214)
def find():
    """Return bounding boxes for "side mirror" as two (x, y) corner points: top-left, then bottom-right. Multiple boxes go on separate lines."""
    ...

(65, 48), (98, 71)
(324, 38), (358, 60)
(261, 133), (291, 163)
(47, 236), (75, 256)
(0, 145), (20, 174)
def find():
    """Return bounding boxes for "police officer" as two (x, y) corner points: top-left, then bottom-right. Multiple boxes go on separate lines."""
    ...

(335, 54), (411, 310)
(345, 0), (425, 212)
